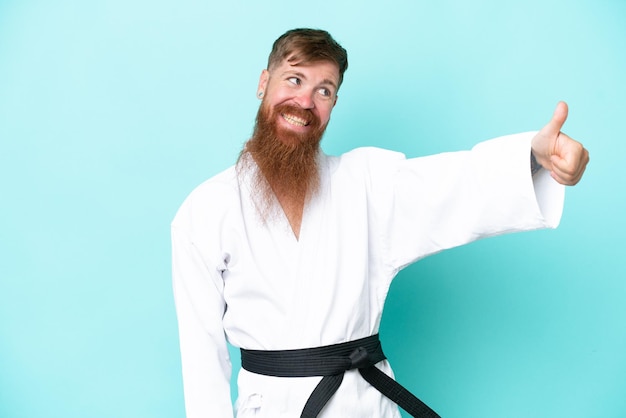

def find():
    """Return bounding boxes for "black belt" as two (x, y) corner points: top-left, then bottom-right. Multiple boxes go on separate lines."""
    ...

(240, 334), (440, 418)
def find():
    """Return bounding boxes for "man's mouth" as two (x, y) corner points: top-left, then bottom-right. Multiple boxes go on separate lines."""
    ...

(281, 113), (310, 127)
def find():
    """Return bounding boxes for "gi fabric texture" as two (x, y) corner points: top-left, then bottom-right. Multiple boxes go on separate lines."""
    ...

(171, 132), (565, 418)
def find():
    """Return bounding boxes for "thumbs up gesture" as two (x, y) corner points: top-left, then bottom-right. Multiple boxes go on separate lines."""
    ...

(531, 101), (589, 185)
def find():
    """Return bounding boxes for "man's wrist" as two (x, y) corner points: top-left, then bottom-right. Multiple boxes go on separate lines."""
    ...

(530, 152), (543, 176)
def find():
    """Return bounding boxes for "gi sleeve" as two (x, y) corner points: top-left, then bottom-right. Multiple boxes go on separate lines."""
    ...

(380, 131), (565, 271)
(171, 220), (234, 418)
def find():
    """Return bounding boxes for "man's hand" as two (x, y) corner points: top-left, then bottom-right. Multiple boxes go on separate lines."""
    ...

(531, 101), (589, 185)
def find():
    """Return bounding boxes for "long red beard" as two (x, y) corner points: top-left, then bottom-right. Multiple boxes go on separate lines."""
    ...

(237, 102), (328, 222)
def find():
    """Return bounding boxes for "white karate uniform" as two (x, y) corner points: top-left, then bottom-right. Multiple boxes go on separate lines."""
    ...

(171, 132), (564, 418)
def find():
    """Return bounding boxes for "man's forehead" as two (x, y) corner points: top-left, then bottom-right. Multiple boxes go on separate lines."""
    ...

(274, 57), (340, 80)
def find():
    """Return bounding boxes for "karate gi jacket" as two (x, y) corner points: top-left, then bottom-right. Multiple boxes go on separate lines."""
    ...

(171, 132), (565, 418)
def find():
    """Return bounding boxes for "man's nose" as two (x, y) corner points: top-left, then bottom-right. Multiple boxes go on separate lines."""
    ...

(293, 90), (315, 109)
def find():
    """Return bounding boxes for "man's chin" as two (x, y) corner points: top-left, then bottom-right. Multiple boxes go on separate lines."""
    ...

(275, 128), (309, 146)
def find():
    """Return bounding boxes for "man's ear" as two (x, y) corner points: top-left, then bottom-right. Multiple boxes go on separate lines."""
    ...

(333, 95), (338, 107)
(257, 69), (269, 97)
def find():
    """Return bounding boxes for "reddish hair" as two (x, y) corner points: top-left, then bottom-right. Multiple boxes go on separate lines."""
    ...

(267, 28), (348, 88)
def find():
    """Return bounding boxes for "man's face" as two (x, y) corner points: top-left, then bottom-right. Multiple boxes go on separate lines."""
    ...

(257, 58), (339, 144)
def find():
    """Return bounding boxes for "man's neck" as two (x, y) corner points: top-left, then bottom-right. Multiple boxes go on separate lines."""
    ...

(274, 188), (305, 240)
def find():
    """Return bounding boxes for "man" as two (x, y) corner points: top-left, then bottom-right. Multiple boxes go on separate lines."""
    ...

(171, 28), (589, 418)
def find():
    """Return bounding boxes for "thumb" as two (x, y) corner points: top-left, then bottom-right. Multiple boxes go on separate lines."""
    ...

(544, 101), (569, 136)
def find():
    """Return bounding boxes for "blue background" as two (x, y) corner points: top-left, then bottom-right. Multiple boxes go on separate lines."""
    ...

(1, 1), (624, 417)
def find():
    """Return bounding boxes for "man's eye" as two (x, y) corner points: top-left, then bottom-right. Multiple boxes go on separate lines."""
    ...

(319, 88), (331, 97)
(287, 77), (301, 85)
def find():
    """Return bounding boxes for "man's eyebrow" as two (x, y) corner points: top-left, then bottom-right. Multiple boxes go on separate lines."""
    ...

(320, 78), (338, 91)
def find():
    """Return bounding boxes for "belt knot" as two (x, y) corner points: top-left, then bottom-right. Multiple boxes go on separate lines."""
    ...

(348, 346), (370, 369)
